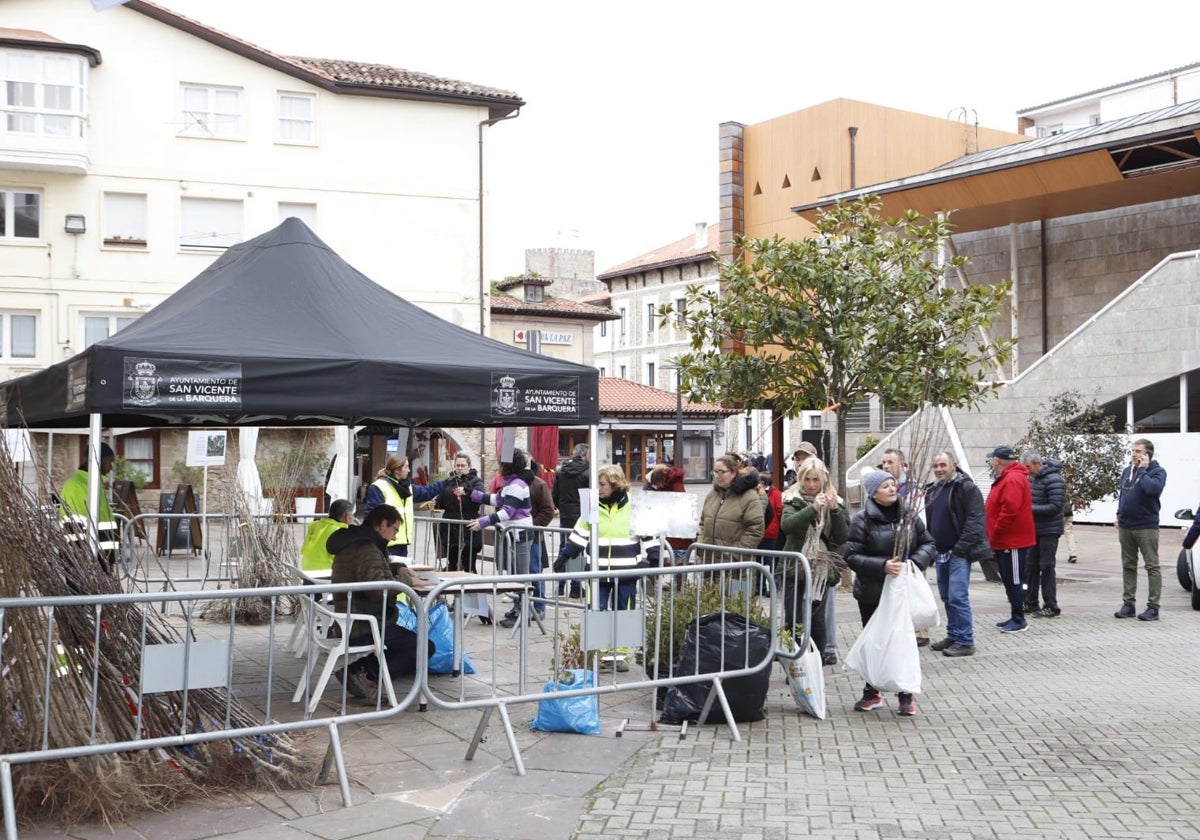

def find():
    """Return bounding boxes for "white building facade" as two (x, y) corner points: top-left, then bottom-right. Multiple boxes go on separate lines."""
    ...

(0, 0), (522, 385)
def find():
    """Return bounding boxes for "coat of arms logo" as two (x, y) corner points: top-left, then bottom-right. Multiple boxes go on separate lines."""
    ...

(129, 360), (160, 406)
(494, 374), (519, 416)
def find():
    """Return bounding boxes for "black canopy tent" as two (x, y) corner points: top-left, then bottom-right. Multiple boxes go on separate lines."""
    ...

(0, 218), (599, 430)
(0, 219), (601, 534)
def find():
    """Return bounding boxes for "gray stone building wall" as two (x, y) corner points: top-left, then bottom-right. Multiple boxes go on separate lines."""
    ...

(952, 195), (1200, 369)
(524, 248), (605, 299)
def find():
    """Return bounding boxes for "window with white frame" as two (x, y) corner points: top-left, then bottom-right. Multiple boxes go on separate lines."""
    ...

(3, 50), (86, 139)
(118, 432), (160, 489)
(599, 320), (607, 337)
(646, 362), (656, 387)
(180, 197), (242, 249)
(82, 314), (137, 349)
(619, 364), (627, 379)
(599, 366), (606, 377)
(0, 188), (40, 241)
(1, 311), (36, 358)
(180, 84), (242, 138)
(619, 307), (627, 336)
(675, 297), (687, 328)
(278, 201), (317, 228)
(646, 302), (656, 333)
(277, 92), (315, 143)
(102, 193), (147, 246)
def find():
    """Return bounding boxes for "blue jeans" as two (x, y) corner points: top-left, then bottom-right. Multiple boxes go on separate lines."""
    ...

(935, 552), (974, 645)
(529, 541), (546, 614)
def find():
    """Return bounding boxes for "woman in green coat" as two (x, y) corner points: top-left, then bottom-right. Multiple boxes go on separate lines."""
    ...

(778, 457), (848, 655)
(697, 454), (765, 562)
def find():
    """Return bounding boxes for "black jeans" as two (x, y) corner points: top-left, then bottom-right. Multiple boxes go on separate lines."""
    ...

(1024, 535), (1060, 612)
(350, 625), (433, 681)
(777, 572), (827, 654)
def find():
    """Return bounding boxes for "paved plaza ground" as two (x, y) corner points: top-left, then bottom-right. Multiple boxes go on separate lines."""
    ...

(16, 522), (1200, 840)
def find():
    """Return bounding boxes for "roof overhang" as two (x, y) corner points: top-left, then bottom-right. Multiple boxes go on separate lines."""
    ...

(792, 101), (1200, 233)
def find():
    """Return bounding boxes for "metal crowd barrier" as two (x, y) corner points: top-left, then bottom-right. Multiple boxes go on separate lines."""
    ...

(0, 580), (426, 840)
(2, 541), (813, 835)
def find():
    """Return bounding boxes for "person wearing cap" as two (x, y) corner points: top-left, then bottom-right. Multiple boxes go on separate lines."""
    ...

(844, 468), (935, 716)
(58, 441), (119, 572)
(1115, 438), (1166, 621)
(783, 443), (819, 490)
(984, 445), (1036, 633)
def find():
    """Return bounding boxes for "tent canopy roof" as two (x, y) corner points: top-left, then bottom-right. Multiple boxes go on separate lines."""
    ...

(0, 219), (598, 429)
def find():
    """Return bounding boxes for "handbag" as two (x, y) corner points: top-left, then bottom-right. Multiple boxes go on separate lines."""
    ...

(900, 560), (940, 631)
(845, 573), (922, 694)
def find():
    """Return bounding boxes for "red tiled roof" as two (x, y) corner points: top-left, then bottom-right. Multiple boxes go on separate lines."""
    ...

(289, 57), (522, 104)
(128, 1), (523, 113)
(598, 223), (719, 280)
(490, 293), (619, 321)
(600, 377), (737, 417)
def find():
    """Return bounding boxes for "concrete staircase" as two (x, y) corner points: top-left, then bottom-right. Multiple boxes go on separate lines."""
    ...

(848, 248), (1200, 490)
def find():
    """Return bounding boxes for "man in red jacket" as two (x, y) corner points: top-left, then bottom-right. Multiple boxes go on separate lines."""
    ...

(984, 445), (1036, 633)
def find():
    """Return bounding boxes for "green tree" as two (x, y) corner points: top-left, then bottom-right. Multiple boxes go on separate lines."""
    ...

(659, 196), (1013, 485)
(1017, 390), (1126, 511)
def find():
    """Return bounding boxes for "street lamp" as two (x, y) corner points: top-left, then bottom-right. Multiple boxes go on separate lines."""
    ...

(665, 363), (684, 469)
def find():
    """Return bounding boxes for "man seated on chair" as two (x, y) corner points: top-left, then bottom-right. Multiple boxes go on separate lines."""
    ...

(326, 503), (435, 699)
(300, 499), (354, 572)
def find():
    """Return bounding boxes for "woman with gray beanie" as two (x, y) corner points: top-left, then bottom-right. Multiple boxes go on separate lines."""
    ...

(844, 468), (935, 716)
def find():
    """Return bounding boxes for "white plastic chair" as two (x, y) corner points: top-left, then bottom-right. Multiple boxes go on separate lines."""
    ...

(291, 597), (397, 715)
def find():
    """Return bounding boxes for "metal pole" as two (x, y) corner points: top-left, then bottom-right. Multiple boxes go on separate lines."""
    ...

(675, 386), (683, 469)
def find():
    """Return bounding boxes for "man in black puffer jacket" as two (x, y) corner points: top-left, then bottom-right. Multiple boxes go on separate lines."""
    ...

(1021, 450), (1065, 618)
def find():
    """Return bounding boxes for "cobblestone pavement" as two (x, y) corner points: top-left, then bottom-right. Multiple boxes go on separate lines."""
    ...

(575, 525), (1200, 840)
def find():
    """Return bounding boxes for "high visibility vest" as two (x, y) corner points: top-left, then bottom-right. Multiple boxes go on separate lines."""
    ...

(59, 468), (119, 555)
(371, 477), (414, 548)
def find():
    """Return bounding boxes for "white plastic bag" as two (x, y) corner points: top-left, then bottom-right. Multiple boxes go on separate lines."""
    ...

(901, 560), (941, 631)
(782, 637), (826, 720)
(845, 573), (922, 694)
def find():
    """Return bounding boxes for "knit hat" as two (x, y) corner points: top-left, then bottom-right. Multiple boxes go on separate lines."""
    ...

(861, 469), (891, 500)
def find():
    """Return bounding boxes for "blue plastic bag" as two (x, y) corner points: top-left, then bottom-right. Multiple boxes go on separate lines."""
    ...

(396, 600), (475, 675)
(531, 668), (600, 735)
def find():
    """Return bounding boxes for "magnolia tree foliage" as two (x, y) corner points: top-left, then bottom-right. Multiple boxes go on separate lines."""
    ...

(1017, 389), (1127, 511)
(659, 196), (1013, 486)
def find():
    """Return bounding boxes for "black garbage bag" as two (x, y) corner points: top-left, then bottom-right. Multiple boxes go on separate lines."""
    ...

(659, 611), (773, 725)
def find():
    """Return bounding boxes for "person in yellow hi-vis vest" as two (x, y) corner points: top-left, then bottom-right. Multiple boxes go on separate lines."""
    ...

(58, 441), (119, 572)
(362, 455), (454, 558)
(299, 498), (354, 572)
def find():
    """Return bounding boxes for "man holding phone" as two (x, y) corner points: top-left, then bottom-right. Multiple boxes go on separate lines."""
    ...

(1115, 438), (1167, 621)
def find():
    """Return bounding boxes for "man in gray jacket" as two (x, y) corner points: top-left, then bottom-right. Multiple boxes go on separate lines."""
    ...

(1022, 451), (1065, 618)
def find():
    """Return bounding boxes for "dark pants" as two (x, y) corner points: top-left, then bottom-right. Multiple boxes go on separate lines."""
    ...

(1024, 535), (1060, 612)
(598, 576), (637, 610)
(777, 572), (828, 654)
(444, 531), (483, 573)
(350, 624), (434, 681)
(854, 596), (909, 699)
(996, 548), (1029, 621)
